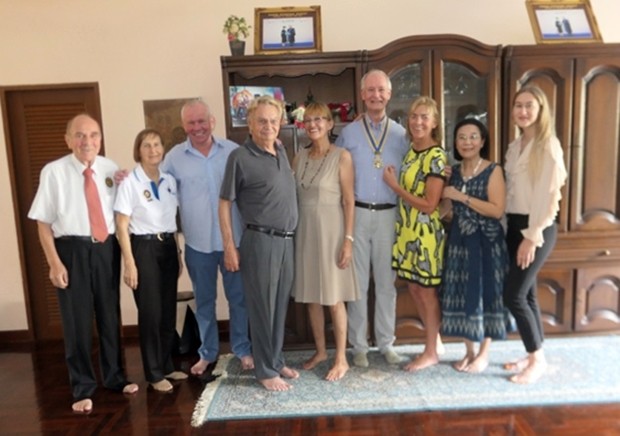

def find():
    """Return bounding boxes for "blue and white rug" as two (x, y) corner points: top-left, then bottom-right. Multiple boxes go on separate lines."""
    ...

(191, 336), (620, 426)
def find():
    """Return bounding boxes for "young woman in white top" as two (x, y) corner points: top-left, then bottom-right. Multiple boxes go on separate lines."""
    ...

(503, 86), (567, 384)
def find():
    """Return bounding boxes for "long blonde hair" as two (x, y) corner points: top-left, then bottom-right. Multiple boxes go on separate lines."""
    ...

(514, 85), (554, 180)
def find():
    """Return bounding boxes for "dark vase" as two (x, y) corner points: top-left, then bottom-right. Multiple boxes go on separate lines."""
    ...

(229, 40), (245, 56)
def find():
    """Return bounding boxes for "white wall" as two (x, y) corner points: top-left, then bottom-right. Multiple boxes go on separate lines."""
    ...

(1, 0), (619, 332)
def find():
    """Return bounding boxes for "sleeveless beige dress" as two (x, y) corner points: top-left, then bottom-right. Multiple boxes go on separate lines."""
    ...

(293, 146), (360, 305)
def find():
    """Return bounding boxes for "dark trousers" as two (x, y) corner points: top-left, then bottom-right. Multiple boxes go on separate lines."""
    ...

(239, 230), (294, 380)
(131, 236), (179, 383)
(55, 236), (126, 401)
(503, 214), (557, 353)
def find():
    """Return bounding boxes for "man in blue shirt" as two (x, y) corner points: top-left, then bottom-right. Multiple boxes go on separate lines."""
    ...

(162, 99), (253, 375)
(336, 70), (409, 368)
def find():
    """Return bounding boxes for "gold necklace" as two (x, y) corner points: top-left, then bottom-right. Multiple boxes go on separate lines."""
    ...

(300, 148), (330, 190)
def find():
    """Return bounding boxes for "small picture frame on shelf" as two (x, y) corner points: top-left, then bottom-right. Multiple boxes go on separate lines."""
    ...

(229, 86), (285, 126)
(525, 0), (602, 44)
(254, 6), (322, 55)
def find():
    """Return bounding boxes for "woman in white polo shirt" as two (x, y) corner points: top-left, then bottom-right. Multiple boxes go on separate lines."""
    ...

(115, 128), (186, 392)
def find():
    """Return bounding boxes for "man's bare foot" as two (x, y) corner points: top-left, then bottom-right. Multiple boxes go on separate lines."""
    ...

(259, 376), (292, 391)
(150, 379), (173, 392)
(122, 383), (139, 394)
(465, 356), (489, 374)
(504, 356), (529, 372)
(303, 351), (328, 370)
(240, 355), (255, 370)
(403, 352), (439, 372)
(510, 359), (547, 384)
(280, 366), (300, 379)
(453, 355), (473, 372)
(165, 371), (188, 380)
(72, 398), (93, 413)
(325, 361), (349, 381)
(191, 359), (211, 376)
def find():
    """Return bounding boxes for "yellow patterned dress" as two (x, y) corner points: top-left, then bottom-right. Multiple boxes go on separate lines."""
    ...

(392, 145), (446, 287)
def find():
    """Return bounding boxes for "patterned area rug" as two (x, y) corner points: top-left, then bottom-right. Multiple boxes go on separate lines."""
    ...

(191, 336), (620, 426)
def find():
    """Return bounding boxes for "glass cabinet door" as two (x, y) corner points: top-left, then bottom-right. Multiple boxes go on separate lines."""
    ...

(441, 61), (488, 163)
(387, 63), (422, 126)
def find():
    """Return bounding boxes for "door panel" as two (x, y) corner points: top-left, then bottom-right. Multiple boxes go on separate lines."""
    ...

(2, 84), (102, 340)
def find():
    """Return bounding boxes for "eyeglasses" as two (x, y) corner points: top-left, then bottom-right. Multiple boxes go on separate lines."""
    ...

(303, 116), (329, 125)
(456, 133), (481, 142)
(513, 102), (539, 111)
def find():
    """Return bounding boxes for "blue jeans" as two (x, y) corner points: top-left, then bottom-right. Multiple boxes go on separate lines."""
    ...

(184, 246), (251, 361)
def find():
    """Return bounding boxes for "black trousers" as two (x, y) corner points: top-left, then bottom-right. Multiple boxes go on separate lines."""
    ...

(503, 214), (557, 353)
(55, 236), (126, 401)
(131, 236), (179, 383)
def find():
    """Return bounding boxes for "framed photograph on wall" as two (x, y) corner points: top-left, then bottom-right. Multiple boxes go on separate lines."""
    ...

(229, 86), (285, 126)
(254, 6), (322, 55)
(526, 0), (602, 44)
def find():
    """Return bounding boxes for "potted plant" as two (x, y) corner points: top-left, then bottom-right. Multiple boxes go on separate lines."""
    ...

(223, 15), (251, 56)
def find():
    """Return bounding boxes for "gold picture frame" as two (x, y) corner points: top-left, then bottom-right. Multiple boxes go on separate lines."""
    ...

(526, 0), (602, 44)
(254, 6), (322, 55)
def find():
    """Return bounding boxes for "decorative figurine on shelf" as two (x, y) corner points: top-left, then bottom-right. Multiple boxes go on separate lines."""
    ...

(223, 15), (251, 56)
(305, 87), (315, 106)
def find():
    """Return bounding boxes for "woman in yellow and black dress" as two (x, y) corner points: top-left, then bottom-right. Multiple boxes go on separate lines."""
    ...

(383, 96), (446, 372)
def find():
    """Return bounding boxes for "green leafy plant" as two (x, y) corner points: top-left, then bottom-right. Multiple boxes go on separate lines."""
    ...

(223, 15), (251, 42)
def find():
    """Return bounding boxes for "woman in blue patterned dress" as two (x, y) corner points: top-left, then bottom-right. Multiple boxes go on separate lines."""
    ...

(383, 96), (446, 371)
(441, 118), (509, 373)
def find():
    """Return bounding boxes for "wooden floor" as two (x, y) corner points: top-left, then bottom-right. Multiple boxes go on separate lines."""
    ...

(1, 339), (619, 435)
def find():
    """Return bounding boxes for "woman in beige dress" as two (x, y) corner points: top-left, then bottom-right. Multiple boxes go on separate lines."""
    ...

(293, 102), (360, 381)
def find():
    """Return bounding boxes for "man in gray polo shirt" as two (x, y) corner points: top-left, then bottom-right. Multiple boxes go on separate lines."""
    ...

(219, 95), (299, 391)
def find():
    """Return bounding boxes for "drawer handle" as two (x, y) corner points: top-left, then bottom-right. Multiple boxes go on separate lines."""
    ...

(600, 249), (611, 256)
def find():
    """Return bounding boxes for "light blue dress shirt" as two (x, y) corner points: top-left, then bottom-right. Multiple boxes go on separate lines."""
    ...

(336, 115), (409, 204)
(161, 137), (243, 253)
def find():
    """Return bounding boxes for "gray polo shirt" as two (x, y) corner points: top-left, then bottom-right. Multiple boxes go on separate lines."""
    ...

(220, 138), (298, 232)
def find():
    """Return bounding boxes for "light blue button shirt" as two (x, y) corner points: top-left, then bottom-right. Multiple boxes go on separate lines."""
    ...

(336, 115), (409, 204)
(161, 137), (243, 253)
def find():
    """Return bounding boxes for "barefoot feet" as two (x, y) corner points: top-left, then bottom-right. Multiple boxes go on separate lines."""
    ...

(464, 355), (489, 374)
(190, 359), (211, 376)
(503, 356), (529, 372)
(259, 376), (292, 391)
(280, 366), (300, 379)
(240, 355), (255, 370)
(325, 360), (349, 381)
(122, 383), (139, 394)
(453, 355), (473, 372)
(150, 379), (173, 392)
(510, 359), (547, 384)
(302, 351), (328, 370)
(404, 352), (439, 372)
(72, 398), (93, 413)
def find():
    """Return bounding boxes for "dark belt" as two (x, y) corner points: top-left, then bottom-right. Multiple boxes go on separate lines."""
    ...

(131, 232), (174, 241)
(57, 235), (111, 243)
(247, 224), (295, 239)
(355, 201), (396, 211)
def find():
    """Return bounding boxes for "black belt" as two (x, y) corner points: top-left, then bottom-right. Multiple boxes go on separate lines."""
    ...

(131, 232), (174, 241)
(355, 201), (396, 211)
(247, 224), (295, 239)
(57, 235), (111, 243)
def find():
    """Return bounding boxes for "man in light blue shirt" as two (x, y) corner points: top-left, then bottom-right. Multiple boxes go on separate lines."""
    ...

(336, 70), (409, 368)
(161, 99), (253, 375)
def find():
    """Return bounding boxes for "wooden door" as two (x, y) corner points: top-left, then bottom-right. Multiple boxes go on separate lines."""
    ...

(570, 54), (620, 233)
(1, 83), (102, 340)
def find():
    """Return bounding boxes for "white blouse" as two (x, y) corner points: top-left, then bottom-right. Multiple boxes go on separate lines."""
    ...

(504, 135), (567, 247)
